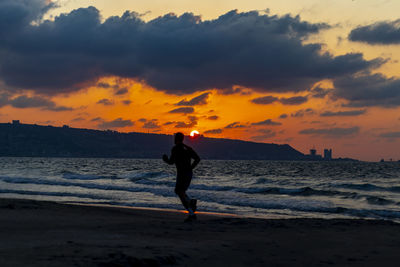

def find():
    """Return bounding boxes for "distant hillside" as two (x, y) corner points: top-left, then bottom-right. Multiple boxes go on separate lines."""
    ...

(0, 122), (305, 160)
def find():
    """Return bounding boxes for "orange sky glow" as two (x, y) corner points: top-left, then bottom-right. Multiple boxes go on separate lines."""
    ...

(1, 0), (400, 161)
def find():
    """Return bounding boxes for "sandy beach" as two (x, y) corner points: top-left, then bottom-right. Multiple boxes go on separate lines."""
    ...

(1, 198), (400, 266)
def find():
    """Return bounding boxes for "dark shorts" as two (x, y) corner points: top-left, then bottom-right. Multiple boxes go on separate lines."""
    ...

(175, 170), (193, 194)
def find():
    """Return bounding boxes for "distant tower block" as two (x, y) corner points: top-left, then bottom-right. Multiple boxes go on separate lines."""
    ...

(324, 149), (332, 160)
(310, 148), (317, 156)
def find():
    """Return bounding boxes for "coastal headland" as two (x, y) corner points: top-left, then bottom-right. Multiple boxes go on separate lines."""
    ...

(1, 198), (399, 266)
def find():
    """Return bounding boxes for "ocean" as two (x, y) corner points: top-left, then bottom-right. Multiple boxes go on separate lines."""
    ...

(1, 157), (400, 222)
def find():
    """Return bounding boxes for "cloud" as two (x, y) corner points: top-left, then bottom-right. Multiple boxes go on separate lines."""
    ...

(115, 87), (128, 95)
(310, 85), (332, 98)
(5, 95), (73, 111)
(379, 131), (400, 139)
(175, 121), (196, 128)
(225, 122), (246, 129)
(97, 98), (114, 106)
(333, 73), (400, 107)
(140, 118), (161, 129)
(98, 118), (134, 129)
(251, 119), (282, 126)
(250, 96), (278, 105)
(349, 19), (400, 45)
(143, 121), (160, 129)
(279, 96), (308, 105)
(0, 6), (381, 95)
(91, 117), (103, 122)
(9, 95), (53, 108)
(46, 105), (74, 112)
(175, 116), (198, 128)
(122, 100), (131, 105)
(251, 95), (308, 105)
(320, 109), (366, 117)
(0, 0), (55, 36)
(71, 117), (85, 122)
(291, 108), (315, 117)
(168, 107), (195, 114)
(299, 126), (360, 138)
(204, 129), (223, 134)
(175, 92), (210, 106)
(218, 87), (252, 95)
(97, 82), (112, 89)
(279, 114), (288, 119)
(207, 115), (219, 120)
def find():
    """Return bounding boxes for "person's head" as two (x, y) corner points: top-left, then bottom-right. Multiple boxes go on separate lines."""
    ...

(174, 132), (184, 144)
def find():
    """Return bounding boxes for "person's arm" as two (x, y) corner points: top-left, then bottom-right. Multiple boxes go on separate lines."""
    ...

(162, 148), (176, 165)
(190, 148), (200, 170)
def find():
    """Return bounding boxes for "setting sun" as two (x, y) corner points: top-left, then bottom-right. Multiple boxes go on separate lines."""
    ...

(190, 130), (200, 137)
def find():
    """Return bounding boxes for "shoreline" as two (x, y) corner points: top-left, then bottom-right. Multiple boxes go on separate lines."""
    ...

(1, 197), (400, 266)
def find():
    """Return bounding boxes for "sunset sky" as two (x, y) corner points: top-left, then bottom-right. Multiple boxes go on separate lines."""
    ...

(1, 0), (400, 161)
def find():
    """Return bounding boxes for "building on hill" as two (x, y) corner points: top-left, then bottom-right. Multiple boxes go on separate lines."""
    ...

(306, 148), (322, 160)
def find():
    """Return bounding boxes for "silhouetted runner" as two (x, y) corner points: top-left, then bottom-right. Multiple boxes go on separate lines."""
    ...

(163, 132), (201, 222)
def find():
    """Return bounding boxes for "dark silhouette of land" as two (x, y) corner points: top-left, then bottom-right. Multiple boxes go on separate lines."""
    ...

(0, 122), (305, 160)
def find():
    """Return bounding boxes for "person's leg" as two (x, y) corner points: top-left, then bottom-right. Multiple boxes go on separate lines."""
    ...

(176, 172), (196, 216)
(176, 190), (190, 210)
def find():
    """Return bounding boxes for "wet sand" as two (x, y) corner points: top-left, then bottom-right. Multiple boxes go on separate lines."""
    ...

(1, 198), (400, 266)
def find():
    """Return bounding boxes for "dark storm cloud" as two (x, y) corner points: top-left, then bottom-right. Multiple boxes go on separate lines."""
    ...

(299, 126), (360, 138)
(175, 92), (210, 106)
(225, 122), (246, 129)
(98, 118), (134, 129)
(204, 129), (223, 134)
(0, 0), (56, 36)
(349, 19), (400, 45)
(5, 95), (73, 111)
(0, 4), (382, 95)
(320, 109), (366, 117)
(333, 73), (400, 107)
(168, 107), (195, 114)
(251, 95), (308, 105)
(251, 119), (282, 126)
(379, 131), (400, 139)
(97, 98), (114, 106)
